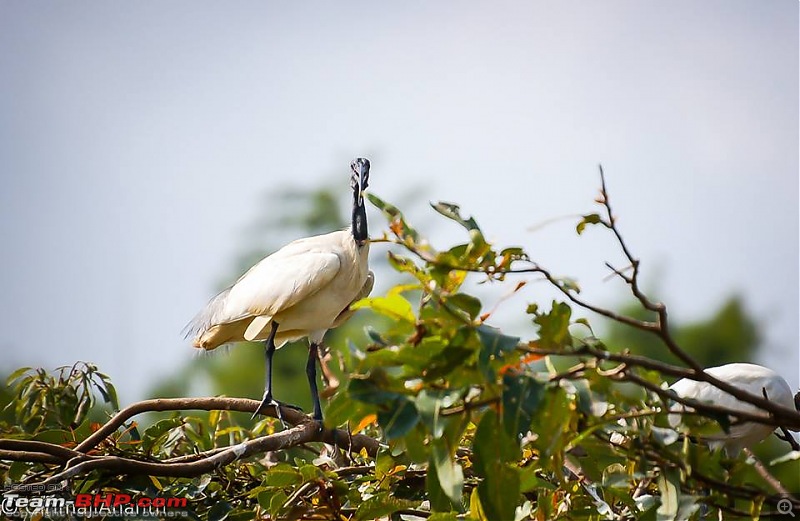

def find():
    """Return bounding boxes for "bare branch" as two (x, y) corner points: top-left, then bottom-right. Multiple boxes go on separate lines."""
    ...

(742, 447), (790, 496)
(74, 396), (380, 456)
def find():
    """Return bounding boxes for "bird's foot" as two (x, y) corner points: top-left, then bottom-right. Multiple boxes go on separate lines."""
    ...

(251, 394), (303, 423)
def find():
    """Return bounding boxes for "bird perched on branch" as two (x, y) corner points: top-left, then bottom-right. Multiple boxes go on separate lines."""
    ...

(668, 363), (799, 456)
(186, 158), (374, 422)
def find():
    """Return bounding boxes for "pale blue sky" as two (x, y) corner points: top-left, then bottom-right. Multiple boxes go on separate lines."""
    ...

(0, 1), (797, 399)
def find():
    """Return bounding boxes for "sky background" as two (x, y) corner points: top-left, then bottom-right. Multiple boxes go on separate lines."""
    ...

(0, 1), (798, 400)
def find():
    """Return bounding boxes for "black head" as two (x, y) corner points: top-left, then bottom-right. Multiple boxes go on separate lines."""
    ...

(795, 390), (800, 412)
(350, 157), (370, 246)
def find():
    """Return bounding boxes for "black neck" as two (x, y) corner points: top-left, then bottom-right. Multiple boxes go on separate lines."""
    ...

(352, 199), (368, 244)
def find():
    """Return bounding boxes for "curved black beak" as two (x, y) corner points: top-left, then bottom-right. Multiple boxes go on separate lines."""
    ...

(350, 157), (370, 206)
(350, 158), (370, 246)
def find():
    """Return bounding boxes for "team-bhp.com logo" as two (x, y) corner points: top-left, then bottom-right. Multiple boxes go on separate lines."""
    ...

(1, 491), (188, 518)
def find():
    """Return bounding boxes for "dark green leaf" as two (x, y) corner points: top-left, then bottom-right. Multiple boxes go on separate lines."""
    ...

(477, 462), (520, 521)
(519, 465), (557, 492)
(447, 293), (482, 320)
(502, 374), (544, 439)
(415, 389), (460, 438)
(403, 424), (430, 463)
(324, 391), (374, 428)
(377, 398), (420, 440)
(354, 492), (413, 521)
(473, 410), (519, 475)
(347, 377), (402, 405)
(431, 201), (482, 233)
(208, 501), (233, 521)
(477, 325), (520, 380)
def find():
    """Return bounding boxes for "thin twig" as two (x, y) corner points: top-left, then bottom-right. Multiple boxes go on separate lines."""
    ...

(742, 447), (789, 496)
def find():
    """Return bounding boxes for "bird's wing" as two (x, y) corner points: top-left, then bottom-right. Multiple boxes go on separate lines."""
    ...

(224, 251), (342, 321)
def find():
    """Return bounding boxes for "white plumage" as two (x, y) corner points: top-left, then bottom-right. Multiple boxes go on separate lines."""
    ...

(186, 158), (373, 421)
(188, 231), (372, 350)
(669, 363), (796, 455)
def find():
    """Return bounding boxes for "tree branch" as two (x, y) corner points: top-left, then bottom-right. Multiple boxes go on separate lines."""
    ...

(0, 396), (383, 486)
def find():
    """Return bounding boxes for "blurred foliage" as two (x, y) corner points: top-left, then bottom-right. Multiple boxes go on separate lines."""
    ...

(1, 186), (798, 520)
(606, 296), (759, 369)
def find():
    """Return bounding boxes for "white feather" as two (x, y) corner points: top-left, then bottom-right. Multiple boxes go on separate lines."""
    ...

(669, 363), (795, 455)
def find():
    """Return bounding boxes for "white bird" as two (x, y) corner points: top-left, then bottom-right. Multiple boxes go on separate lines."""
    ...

(668, 363), (798, 456)
(186, 158), (374, 422)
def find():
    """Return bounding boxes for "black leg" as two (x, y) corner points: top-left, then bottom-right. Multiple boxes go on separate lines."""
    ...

(252, 321), (280, 421)
(307, 342), (323, 422)
(252, 320), (302, 422)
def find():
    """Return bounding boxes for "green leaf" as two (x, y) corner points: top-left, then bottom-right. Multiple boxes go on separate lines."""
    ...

(256, 488), (279, 509)
(351, 293), (416, 323)
(354, 492), (413, 521)
(299, 464), (321, 483)
(473, 411), (522, 521)
(367, 192), (401, 218)
(404, 424), (430, 463)
(95, 372), (120, 410)
(7, 461), (32, 482)
(502, 374), (544, 440)
(576, 213), (603, 234)
(656, 468), (680, 521)
(268, 490), (288, 518)
(431, 201), (482, 233)
(477, 462), (520, 521)
(32, 429), (72, 444)
(208, 501), (233, 521)
(387, 252), (428, 281)
(534, 301), (572, 349)
(473, 411), (519, 474)
(518, 465), (557, 492)
(477, 325), (520, 380)
(377, 398), (420, 440)
(6, 366), (32, 385)
(347, 377), (402, 405)
(428, 513), (459, 521)
(415, 389), (460, 438)
(427, 455), (455, 512)
(324, 390), (373, 428)
(447, 293), (482, 320)
(264, 463), (302, 487)
(140, 417), (183, 453)
(432, 439), (464, 508)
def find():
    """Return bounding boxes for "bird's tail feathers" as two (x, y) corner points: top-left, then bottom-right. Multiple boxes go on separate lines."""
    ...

(182, 287), (233, 342)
